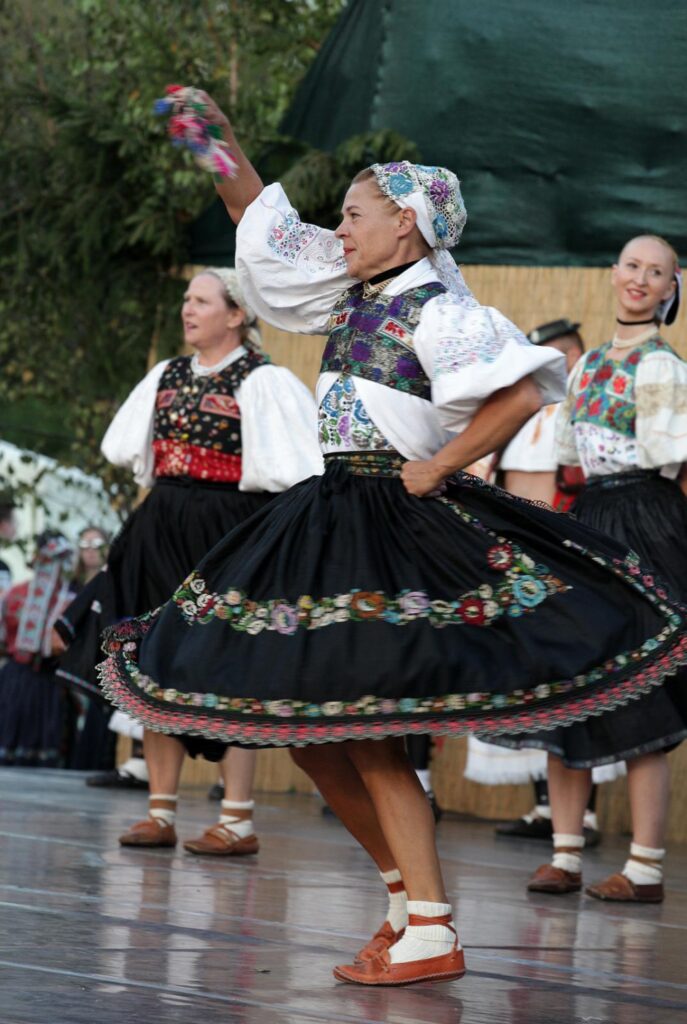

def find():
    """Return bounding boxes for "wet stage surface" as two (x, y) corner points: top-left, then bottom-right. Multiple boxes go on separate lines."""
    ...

(1, 770), (686, 1024)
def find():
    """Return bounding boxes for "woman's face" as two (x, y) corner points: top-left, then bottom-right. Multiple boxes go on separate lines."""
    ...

(612, 237), (676, 321)
(182, 274), (244, 350)
(78, 529), (107, 570)
(335, 178), (413, 280)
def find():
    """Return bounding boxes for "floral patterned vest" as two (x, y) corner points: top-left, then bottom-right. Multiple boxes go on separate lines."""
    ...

(153, 352), (269, 482)
(321, 282), (446, 400)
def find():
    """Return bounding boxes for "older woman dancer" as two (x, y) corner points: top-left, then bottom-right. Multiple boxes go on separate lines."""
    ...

(508, 235), (687, 904)
(57, 268), (322, 852)
(100, 96), (687, 986)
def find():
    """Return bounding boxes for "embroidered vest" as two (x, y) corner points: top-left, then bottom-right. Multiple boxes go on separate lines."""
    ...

(572, 335), (673, 438)
(153, 352), (269, 482)
(321, 282), (446, 400)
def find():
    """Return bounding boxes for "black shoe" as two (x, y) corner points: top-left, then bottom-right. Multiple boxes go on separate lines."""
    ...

(495, 815), (553, 839)
(207, 782), (225, 801)
(86, 769), (148, 790)
(583, 825), (602, 848)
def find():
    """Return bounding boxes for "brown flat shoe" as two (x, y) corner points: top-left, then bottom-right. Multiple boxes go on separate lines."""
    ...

(119, 817), (177, 848)
(334, 944), (465, 986)
(354, 921), (404, 964)
(183, 822), (259, 856)
(586, 872), (664, 903)
(527, 863), (582, 894)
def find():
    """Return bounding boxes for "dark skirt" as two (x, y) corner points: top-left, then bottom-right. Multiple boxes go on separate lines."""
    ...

(98, 454), (687, 749)
(0, 659), (73, 767)
(57, 478), (272, 759)
(495, 470), (687, 766)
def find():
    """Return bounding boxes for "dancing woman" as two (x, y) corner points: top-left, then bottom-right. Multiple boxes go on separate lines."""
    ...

(57, 268), (322, 852)
(100, 96), (687, 985)
(512, 235), (687, 903)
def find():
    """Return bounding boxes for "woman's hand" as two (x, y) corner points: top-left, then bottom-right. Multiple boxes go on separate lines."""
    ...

(401, 459), (449, 497)
(195, 90), (232, 135)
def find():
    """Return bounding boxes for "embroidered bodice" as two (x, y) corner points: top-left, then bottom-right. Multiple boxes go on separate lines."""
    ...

(321, 282), (446, 400)
(558, 334), (687, 477)
(153, 352), (269, 482)
(318, 376), (395, 452)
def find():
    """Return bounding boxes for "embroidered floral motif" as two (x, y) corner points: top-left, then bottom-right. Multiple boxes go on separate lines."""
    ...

(153, 353), (268, 482)
(572, 336), (671, 438)
(171, 533), (569, 634)
(321, 283), (445, 399)
(371, 162), (467, 248)
(318, 376), (395, 452)
(267, 207), (347, 272)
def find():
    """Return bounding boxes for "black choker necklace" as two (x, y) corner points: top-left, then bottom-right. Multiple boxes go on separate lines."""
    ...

(616, 316), (656, 326)
(365, 260), (421, 287)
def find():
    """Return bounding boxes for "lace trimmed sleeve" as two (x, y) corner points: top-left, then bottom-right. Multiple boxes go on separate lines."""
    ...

(235, 184), (356, 336)
(636, 349), (687, 474)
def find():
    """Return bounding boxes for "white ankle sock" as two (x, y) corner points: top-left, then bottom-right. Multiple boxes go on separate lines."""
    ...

(552, 833), (584, 874)
(219, 799), (254, 839)
(415, 768), (432, 794)
(388, 900), (456, 964)
(583, 809), (599, 831)
(379, 869), (408, 931)
(623, 843), (665, 886)
(119, 756), (149, 782)
(149, 793), (177, 827)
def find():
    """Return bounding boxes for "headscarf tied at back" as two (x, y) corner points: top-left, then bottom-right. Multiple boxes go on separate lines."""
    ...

(15, 533), (74, 660)
(370, 161), (475, 304)
(201, 267), (263, 351)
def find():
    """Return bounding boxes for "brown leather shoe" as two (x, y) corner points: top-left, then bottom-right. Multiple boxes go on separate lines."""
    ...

(119, 817), (177, 848)
(354, 921), (404, 963)
(527, 863), (582, 894)
(334, 944), (465, 986)
(586, 872), (664, 903)
(183, 822), (259, 856)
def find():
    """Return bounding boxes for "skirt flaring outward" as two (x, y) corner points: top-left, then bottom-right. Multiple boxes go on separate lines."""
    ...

(98, 455), (687, 749)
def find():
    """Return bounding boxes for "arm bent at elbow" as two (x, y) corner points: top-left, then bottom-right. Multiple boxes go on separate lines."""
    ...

(197, 91), (264, 224)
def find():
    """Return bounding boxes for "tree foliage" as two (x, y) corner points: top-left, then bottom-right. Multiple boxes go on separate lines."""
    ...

(0, 0), (344, 509)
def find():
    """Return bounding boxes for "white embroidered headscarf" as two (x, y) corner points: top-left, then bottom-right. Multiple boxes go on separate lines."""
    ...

(200, 267), (263, 350)
(370, 161), (475, 304)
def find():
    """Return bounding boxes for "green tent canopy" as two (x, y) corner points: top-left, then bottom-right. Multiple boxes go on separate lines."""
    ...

(191, 0), (687, 267)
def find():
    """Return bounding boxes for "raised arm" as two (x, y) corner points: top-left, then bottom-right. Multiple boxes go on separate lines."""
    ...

(197, 91), (264, 224)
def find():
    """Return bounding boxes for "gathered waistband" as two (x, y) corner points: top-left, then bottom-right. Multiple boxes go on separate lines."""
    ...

(585, 469), (661, 491)
(323, 451), (406, 478)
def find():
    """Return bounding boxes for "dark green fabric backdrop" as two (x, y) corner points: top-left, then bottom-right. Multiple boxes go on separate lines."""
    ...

(192, 0), (687, 266)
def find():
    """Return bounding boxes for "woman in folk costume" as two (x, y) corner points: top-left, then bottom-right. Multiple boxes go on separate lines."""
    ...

(503, 235), (687, 904)
(0, 532), (75, 766)
(56, 268), (322, 853)
(100, 94), (687, 986)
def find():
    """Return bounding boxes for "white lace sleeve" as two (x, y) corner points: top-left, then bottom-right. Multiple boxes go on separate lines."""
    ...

(636, 349), (687, 474)
(235, 183), (356, 335)
(237, 365), (324, 492)
(100, 360), (170, 488)
(413, 295), (566, 433)
(554, 357), (586, 467)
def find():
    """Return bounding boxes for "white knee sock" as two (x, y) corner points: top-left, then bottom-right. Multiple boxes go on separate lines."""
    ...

(219, 799), (255, 839)
(149, 794), (177, 827)
(622, 843), (665, 886)
(551, 833), (584, 874)
(388, 900), (457, 964)
(379, 869), (408, 931)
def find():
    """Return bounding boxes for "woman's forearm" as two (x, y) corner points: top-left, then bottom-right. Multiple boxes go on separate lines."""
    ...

(197, 91), (264, 224)
(431, 376), (542, 476)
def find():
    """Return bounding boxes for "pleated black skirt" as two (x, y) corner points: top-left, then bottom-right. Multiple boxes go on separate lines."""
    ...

(0, 659), (72, 767)
(98, 455), (687, 749)
(495, 470), (687, 766)
(57, 477), (272, 760)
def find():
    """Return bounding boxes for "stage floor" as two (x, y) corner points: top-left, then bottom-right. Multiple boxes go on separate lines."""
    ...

(0, 769), (685, 1024)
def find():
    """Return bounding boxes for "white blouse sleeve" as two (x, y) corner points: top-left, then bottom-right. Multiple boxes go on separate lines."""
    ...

(237, 365), (324, 492)
(413, 294), (567, 433)
(100, 360), (170, 488)
(235, 183), (356, 335)
(636, 350), (687, 474)
(554, 357), (586, 467)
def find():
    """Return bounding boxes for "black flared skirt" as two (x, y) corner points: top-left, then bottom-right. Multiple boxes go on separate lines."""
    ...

(496, 470), (687, 766)
(98, 454), (687, 749)
(57, 477), (271, 759)
(0, 659), (72, 767)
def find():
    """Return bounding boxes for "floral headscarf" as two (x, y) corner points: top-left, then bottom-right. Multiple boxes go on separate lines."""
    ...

(370, 162), (473, 302)
(200, 267), (263, 350)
